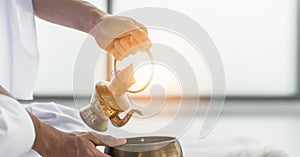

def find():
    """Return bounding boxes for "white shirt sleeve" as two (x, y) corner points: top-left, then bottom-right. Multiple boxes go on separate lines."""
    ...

(0, 94), (35, 157)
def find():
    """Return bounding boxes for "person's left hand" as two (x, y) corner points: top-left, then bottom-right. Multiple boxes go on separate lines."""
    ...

(91, 15), (151, 60)
(30, 115), (127, 157)
(49, 132), (126, 157)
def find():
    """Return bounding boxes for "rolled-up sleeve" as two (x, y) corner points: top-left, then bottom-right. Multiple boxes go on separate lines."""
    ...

(0, 94), (35, 157)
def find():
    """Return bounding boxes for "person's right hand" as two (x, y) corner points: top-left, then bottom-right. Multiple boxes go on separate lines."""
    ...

(91, 15), (151, 60)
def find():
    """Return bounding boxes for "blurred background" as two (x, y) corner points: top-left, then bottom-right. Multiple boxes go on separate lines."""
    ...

(31, 0), (300, 156)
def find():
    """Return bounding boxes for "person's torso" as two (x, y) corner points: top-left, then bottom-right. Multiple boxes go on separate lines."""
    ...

(0, 0), (39, 100)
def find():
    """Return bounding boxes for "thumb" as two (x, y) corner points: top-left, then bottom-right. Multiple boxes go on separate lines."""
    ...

(91, 133), (127, 147)
(127, 29), (150, 44)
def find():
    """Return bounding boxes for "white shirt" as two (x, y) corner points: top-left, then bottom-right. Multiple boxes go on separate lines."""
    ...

(0, 95), (89, 157)
(0, 95), (35, 157)
(0, 0), (38, 156)
(0, 1), (91, 156)
(0, 0), (39, 100)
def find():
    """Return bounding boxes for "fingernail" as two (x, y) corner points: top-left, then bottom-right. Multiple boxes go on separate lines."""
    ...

(115, 138), (126, 144)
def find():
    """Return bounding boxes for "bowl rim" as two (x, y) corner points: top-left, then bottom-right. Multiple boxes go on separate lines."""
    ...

(113, 136), (178, 148)
(105, 136), (182, 153)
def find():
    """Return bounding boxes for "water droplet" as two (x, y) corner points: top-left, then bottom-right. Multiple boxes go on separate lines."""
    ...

(141, 138), (145, 142)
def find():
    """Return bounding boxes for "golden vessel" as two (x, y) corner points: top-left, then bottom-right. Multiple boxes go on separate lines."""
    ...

(104, 136), (183, 157)
(80, 64), (142, 131)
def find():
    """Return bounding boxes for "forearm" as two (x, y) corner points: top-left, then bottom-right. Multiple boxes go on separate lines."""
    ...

(0, 85), (14, 98)
(32, 0), (107, 33)
(0, 86), (58, 155)
(29, 112), (63, 156)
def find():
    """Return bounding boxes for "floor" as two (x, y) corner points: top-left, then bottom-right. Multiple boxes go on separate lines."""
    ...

(186, 100), (300, 157)
(24, 98), (300, 157)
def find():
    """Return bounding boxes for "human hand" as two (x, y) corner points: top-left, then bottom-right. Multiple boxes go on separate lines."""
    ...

(91, 15), (151, 60)
(30, 112), (126, 157)
(49, 132), (126, 157)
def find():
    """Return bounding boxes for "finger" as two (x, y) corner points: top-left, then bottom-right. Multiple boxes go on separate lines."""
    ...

(85, 133), (102, 146)
(129, 37), (149, 54)
(130, 34), (151, 51)
(105, 42), (114, 52)
(119, 35), (132, 58)
(119, 36), (131, 50)
(127, 29), (150, 44)
(129, 36), (140, 51)
(111, 48), (121, 60)
(92, 133), (127, 147)
(114, 39), (128, 60)
(100, 135), (127, 147)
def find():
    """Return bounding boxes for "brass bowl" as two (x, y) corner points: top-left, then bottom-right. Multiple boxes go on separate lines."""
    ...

(104, 136), (183, 157)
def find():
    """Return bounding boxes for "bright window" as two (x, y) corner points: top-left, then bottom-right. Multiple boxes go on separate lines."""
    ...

(34, 0), (297, 97)
(113, 0), (298, 96)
